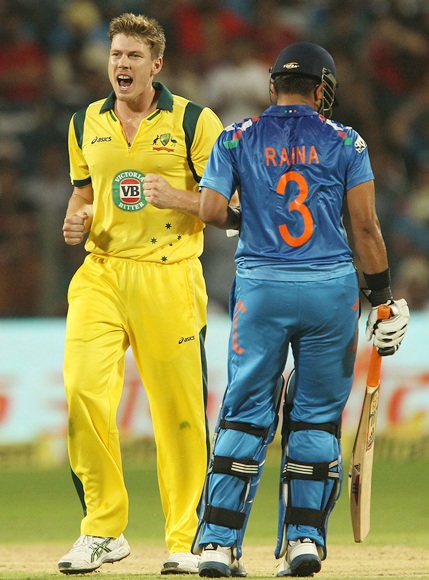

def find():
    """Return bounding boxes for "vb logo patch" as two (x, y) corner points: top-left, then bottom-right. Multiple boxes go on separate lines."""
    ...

(112, 170), (147, 212)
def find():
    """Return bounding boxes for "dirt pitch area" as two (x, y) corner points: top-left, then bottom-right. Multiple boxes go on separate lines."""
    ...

(1, 544), (428, 578)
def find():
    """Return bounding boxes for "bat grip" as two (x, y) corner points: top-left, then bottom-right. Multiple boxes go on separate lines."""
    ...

(367, 304), (391, 385)
(375, 303), (394, 357)
(377, 303), (391, 320)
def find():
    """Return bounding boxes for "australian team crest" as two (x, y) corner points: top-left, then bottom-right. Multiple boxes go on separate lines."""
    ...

(152, 133), (177, 152)
(112, 170), (147, 211)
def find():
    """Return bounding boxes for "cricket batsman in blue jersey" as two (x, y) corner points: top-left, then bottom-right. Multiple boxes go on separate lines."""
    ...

(191, 42), (410, 577)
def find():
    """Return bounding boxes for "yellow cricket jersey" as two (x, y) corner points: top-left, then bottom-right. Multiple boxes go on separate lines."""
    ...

(68, 82), (223, 262)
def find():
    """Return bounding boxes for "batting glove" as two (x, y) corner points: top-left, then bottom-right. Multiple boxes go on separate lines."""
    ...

(226, 206), (241, 237)
(365, 298), (410, 356)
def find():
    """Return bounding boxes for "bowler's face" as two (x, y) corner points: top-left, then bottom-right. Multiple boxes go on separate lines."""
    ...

(108, 33), (162, 104)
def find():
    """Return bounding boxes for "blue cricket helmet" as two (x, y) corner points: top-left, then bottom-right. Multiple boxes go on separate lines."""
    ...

(270, 41), (339, 114)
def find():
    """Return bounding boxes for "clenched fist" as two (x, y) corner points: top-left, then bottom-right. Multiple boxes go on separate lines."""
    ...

(63, 212), (88, 245)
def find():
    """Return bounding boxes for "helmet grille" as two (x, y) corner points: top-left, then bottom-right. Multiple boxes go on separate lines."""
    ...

(321, 67), (337, 117)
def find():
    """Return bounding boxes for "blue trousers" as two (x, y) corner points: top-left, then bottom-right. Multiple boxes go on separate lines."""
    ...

(198, 270), (359, 550)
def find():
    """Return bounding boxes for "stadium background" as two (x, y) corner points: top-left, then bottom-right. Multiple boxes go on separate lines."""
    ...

(1, 0), (428, 465)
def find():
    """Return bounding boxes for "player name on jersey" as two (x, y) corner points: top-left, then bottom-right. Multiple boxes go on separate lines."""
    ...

(265, 145), (320, 166)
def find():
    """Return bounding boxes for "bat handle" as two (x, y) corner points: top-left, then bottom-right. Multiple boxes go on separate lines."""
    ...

(367, 304), (391, 385)
(376, 303), (394, 357)
(377, 303), (391, 320)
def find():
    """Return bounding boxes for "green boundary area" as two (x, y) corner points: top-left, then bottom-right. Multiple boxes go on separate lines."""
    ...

(1, 446), (429, 579)
(2, 433), (429, 469)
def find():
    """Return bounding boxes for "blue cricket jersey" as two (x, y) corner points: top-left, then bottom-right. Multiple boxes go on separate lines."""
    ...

(200, 105), (374, 281)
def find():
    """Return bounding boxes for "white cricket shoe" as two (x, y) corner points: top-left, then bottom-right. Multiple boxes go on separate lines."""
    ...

(161, 552), (200, 574)
(276, 538), (322, 577)
(199, 544), (246, 577)
(58, 533), (130, 574)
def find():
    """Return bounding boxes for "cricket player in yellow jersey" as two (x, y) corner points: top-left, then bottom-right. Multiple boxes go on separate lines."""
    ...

(57, 13), (223, 576)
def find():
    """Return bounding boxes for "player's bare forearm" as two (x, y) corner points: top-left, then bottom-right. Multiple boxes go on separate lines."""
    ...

(347, 180), (389, 275)
(143, 173), (200, 217)
(352, 226), (389, 275)
(207, 205), (241, 230)
(199, 187), (240, 230)
(66, 185), (93, 216)
(66, 194), (93, 223)
(158, 187), (200, 217)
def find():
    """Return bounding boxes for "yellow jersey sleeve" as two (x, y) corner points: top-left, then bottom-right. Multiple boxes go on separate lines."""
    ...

(68, 112), (91, 187)
(190, 107), (225, 180)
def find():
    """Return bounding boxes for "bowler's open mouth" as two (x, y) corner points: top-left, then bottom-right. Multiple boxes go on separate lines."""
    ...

(118, 74), (133, 87)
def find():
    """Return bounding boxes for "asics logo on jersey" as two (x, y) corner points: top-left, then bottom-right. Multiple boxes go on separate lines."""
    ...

(178, 335), (195, 344)
(91, 136), (112, 144)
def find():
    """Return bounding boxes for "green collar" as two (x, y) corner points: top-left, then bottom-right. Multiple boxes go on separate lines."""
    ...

(100, 81), (173, 113)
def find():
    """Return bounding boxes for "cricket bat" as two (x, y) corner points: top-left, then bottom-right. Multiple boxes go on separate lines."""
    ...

(348, 303), (391, 542)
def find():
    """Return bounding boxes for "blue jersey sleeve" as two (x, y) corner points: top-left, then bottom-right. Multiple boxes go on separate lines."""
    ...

(199, 125), (239, 201)
(343, 128), (374, 190)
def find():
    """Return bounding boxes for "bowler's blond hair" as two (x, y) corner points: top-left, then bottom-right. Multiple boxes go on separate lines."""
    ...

(108, 13), (166, 59)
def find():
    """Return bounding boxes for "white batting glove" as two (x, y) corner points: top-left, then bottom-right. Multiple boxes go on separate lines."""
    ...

(365, 298), (410, 356)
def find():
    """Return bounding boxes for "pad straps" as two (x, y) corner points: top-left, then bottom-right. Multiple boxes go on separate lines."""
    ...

(202, 420), (268, 530)
(287, 420), (341, 438)
(280, 420), (342, 532)
(282, 457), (340, 529)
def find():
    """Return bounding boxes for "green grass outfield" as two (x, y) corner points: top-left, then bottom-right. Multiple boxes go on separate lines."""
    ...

(1, 442), (428, 579)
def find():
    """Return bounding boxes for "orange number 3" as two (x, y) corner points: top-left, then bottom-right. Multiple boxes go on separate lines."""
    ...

(276, 171), (313, 247)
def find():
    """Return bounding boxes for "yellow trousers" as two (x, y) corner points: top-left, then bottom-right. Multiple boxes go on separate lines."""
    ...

(64, 254), (209, 552)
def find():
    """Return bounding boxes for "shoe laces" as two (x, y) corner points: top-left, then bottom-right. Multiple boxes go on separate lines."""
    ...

(72, 535), (106, 550)
(289, 537), (313, 547)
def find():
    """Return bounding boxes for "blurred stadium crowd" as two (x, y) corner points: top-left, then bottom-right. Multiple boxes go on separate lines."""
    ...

(0, 0), (429, 316)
